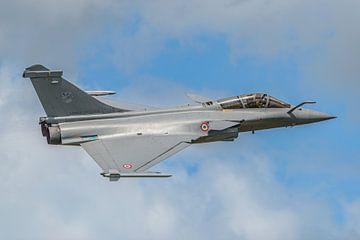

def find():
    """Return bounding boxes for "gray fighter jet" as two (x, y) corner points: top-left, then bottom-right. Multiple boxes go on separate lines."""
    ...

(23, 64), (335, 181)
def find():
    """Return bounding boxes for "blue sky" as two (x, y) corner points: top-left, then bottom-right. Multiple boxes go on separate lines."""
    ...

(0, 0), (359, 239)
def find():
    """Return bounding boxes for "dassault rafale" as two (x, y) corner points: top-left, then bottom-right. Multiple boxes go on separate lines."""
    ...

(23, 64), (335, 181)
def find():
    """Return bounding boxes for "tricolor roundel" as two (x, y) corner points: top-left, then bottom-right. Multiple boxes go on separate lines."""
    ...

(200, 122), (209, 132)
(122, 164), (133, 169)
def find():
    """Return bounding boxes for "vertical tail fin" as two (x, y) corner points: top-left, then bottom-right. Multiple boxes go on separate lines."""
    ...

(23, 64), (127, 117)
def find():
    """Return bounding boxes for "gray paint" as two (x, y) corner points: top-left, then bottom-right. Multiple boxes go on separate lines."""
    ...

(23, 64), (336, 181)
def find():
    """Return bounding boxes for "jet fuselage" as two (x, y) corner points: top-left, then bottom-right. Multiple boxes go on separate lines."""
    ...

(42, 104), (334, 146)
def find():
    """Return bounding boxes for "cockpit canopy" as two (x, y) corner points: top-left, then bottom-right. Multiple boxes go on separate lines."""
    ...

(217, 93), (290, 109)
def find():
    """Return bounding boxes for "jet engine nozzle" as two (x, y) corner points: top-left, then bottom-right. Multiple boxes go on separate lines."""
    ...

(46, 126), (62, 145)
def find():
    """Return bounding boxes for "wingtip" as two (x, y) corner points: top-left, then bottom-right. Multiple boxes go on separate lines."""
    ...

(25, 64), (50, 71)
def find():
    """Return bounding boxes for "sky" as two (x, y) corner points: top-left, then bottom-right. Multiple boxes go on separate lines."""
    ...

(0, 0), (359, 239)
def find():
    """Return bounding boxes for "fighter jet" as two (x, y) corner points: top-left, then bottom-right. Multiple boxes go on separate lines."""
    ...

(23, 64), (336, 181)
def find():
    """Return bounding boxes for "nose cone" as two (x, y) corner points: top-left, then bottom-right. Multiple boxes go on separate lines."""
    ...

(290, 109), (336, 125)
(309, 111), (337, 122)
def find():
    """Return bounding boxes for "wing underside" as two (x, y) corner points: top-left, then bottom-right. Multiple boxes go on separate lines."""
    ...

(81, 135), (191, 180)
(79, 120), (241, 181)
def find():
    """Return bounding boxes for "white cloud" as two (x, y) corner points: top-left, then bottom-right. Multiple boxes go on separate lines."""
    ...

(343, 201), (360, 239)
(0, 0), (128, 68)
(0, 0), (358, 92)
(108, 0), (360, 91)
(0, 1), (359, 239)
(0, 67), (343, 240)
(1, 66), (357, 240)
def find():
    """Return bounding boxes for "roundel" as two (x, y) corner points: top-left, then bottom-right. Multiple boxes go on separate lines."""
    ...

(200, 122), (209, 132)
(122, 164), (133, 169)
(61, 91), (74, 103)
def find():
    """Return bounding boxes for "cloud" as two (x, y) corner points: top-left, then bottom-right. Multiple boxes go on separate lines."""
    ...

(0, 2), (359, 239)
(1, 0), (358, 93)
(116, 75), (192, 106)
(300, 0), (360, 93)
(343, 201), (360, 239)
(107, 0), (360, 92)
(0, 0), (128, 68)
(0, 66), (358, 240)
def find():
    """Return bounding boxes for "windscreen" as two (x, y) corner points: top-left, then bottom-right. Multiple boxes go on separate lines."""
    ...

(217, 93), (290, 109)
